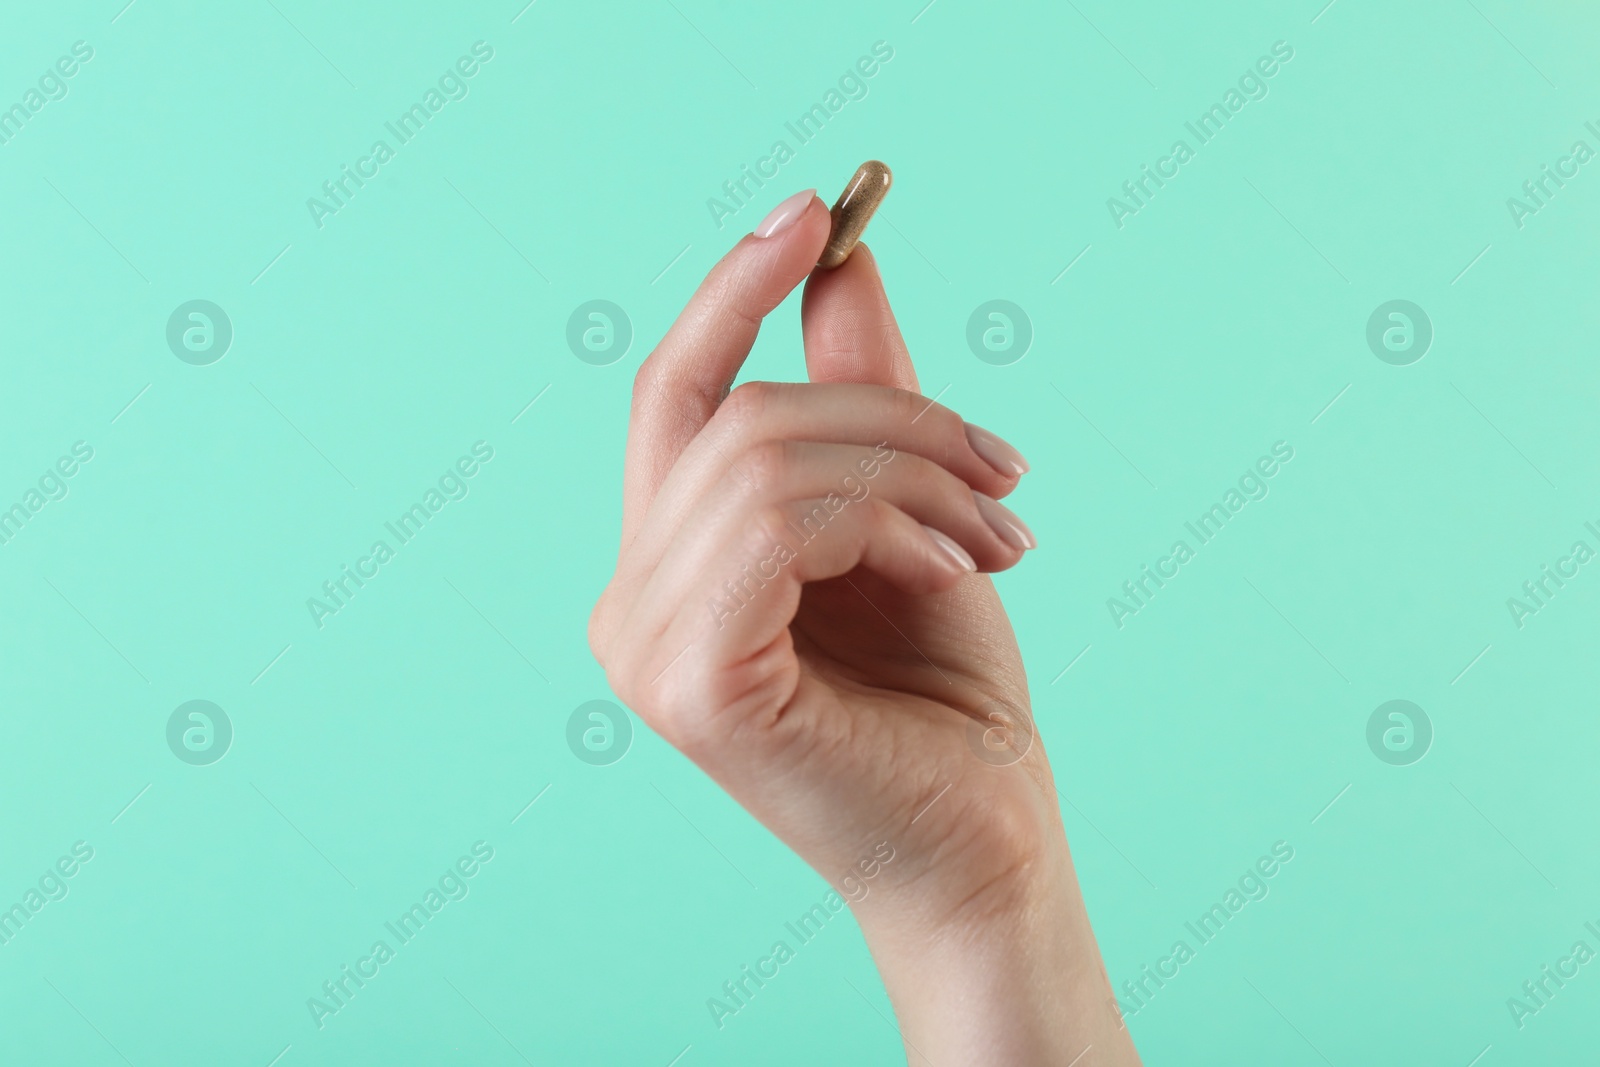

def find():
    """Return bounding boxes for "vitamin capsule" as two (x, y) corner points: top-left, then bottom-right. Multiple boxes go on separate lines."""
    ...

(818, 160), (892, 269)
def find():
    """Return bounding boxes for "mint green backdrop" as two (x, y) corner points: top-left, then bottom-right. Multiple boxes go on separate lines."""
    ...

(2, 0), (1596, 1063)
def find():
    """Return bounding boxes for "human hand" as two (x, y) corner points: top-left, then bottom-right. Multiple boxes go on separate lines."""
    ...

(589, 188), (1140, 1065)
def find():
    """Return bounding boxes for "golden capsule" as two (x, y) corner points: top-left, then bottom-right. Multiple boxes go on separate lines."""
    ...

(818, 160), (892, 269)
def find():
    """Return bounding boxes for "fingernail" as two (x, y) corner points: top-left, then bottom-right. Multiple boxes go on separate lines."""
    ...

(965, 423), (1029, 477)
(921, 524), (976, 572)
(754, 189), (816, 238)
(974, 492), (1036, 551)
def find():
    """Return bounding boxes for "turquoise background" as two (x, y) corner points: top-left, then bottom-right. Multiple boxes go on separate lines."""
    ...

(1, 0), (1597, 1062)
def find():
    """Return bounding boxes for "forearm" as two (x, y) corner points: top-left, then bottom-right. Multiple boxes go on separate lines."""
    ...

(861, 844), (1140, 1066)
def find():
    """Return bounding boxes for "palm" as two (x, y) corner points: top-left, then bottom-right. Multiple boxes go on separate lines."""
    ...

(792, 573), (1022, 710)
(737, 570), (1054, 921)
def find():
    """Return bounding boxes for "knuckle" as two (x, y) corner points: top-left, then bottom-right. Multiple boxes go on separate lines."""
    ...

(597, 640), (633, 708)
(895, 450), (940, 490)
(586, 594), (611, 665)
(737, 439), (793, 493)
(720, 380), (775, 425)
(859, 494), (895, 533)
(934, 403), (967, 442)
(655, 697), (709, 758)
(721, 294), (765, 337)
(927, 413), (968, 467)
(605, 667), (646, 728)
(888, 386), (924, 424)
(604, 637), (680, 729)
(749, 502), (796, 548)
(885, 388), (965, 467)
(631, 354), (666, 402)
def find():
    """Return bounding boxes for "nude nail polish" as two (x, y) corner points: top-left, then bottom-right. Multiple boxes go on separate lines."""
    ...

(974, 493), (1036, 551)
(754, 189), (816, 238)
(965, 423), (1030, 477)
(922, 524), (976, 571)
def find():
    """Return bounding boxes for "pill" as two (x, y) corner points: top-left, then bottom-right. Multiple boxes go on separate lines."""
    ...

(818, 160), (892, 269)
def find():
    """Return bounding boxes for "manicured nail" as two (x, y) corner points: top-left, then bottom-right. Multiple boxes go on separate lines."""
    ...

(974, 492), (1036, 551)
(754, 189), (816, 238)
(921, 524), (976, 572)
(965, 423), (1029, 477)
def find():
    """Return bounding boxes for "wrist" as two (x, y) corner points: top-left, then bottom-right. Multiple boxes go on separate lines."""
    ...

(857, 841), (1140, 1066)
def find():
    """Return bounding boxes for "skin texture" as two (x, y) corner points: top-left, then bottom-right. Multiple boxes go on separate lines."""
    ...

(589, 192), (1142, 1066)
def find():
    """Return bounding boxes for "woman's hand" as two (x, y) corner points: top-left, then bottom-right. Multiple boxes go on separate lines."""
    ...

(589, 189), (1140, 1066)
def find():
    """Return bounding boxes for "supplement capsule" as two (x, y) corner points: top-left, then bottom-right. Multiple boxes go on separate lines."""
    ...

(818, 160), (892, 269)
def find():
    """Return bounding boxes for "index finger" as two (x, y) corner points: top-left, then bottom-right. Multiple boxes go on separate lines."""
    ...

(623, 189), (831, 546)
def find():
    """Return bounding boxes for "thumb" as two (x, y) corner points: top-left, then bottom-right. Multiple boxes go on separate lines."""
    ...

(800, 244), (920, 392)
